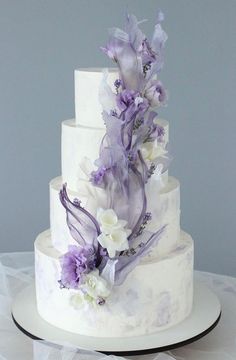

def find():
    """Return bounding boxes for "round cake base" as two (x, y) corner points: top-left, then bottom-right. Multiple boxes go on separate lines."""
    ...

(12, 281), (221, 356)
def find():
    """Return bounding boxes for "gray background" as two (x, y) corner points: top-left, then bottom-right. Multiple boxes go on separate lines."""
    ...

(0, 0), (235, 276)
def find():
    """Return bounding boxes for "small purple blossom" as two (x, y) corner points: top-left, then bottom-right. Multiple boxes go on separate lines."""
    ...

(127, 149), (137, 163)
(73, 198), (81, 207)
(114, 79), (122, 92)
(90, 166), (107, 186)
(144, 212), (152, 222)
(96, 297), (106, 306)
(143, 61), (152, 76)
(59, 245), (97, 289)
(141, 39), (157, 67)
(136, 212), (152, 237)
(133, 117), (144, 131)
(114, 78), (122, 87)
(147, 163), (156, 178)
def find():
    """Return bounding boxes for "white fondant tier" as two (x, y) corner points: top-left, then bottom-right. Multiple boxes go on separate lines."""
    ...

(61, 119), (169, 192)
(61, 120), (104, 189)
(75, 68), (118, 127)
(50, 176), (180, 257)
(35, 230), (193, 338)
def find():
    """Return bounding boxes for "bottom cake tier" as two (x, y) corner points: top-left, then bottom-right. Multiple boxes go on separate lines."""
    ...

(35, 230), (194, 337)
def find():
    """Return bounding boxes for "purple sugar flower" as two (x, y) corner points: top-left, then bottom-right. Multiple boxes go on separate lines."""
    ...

(59, 245), (97, 289)
(116, 89), (138, 112)
(144, 80), (167, 107)
(117, 89), (149, 119)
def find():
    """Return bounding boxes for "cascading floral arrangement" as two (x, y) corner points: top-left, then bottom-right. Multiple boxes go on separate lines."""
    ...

(59, 10), (169, 306)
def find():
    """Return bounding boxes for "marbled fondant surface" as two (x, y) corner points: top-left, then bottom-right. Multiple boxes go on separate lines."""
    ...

(35, 230), (193, 337)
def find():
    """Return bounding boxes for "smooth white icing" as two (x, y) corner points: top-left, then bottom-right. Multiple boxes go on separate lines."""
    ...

(61, 120), (104, 188)
(75, 68), (118, 127)
(50, 176), (180, 257)
(35, 229), (193, 337)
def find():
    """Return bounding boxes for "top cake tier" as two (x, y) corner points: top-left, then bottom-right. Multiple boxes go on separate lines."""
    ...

(75, 68), (118, 127)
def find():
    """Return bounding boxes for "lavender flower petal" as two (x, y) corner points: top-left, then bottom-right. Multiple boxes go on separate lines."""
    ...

(59, 184), (101, 247)
(114, 225), (167, 285)
(127, 150), (148, 242)
(151, 23), (168, 54)
(125, 13), (145, 53)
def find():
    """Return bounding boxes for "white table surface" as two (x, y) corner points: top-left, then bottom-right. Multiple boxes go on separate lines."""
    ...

(0, 252), (235, 360)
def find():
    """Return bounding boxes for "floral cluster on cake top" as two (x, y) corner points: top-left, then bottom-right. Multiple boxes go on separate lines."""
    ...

(59, 10), (169, 305)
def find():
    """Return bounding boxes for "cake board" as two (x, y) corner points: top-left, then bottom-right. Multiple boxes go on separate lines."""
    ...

(11, 280), (221, 356)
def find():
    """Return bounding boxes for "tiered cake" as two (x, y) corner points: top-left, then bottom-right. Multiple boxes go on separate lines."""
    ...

(35, 12), (194, 338)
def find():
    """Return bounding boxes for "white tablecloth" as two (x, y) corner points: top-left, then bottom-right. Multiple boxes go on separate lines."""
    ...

(0, 252), (235, 360)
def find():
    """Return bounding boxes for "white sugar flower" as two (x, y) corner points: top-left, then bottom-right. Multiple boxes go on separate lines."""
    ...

(97, 208), (127, 233)
(81, 269), (110, 301)
(140, 142), (167, 162)
(70, 291), (87, 309)
(98, 229), (129, 258)
(97, 208), (131, 258)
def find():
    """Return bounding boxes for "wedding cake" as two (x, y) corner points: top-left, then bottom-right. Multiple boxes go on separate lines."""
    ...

(34, 11), (194, 338)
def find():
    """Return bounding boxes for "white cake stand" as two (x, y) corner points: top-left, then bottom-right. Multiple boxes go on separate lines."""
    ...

(12, 281), (221, 356)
